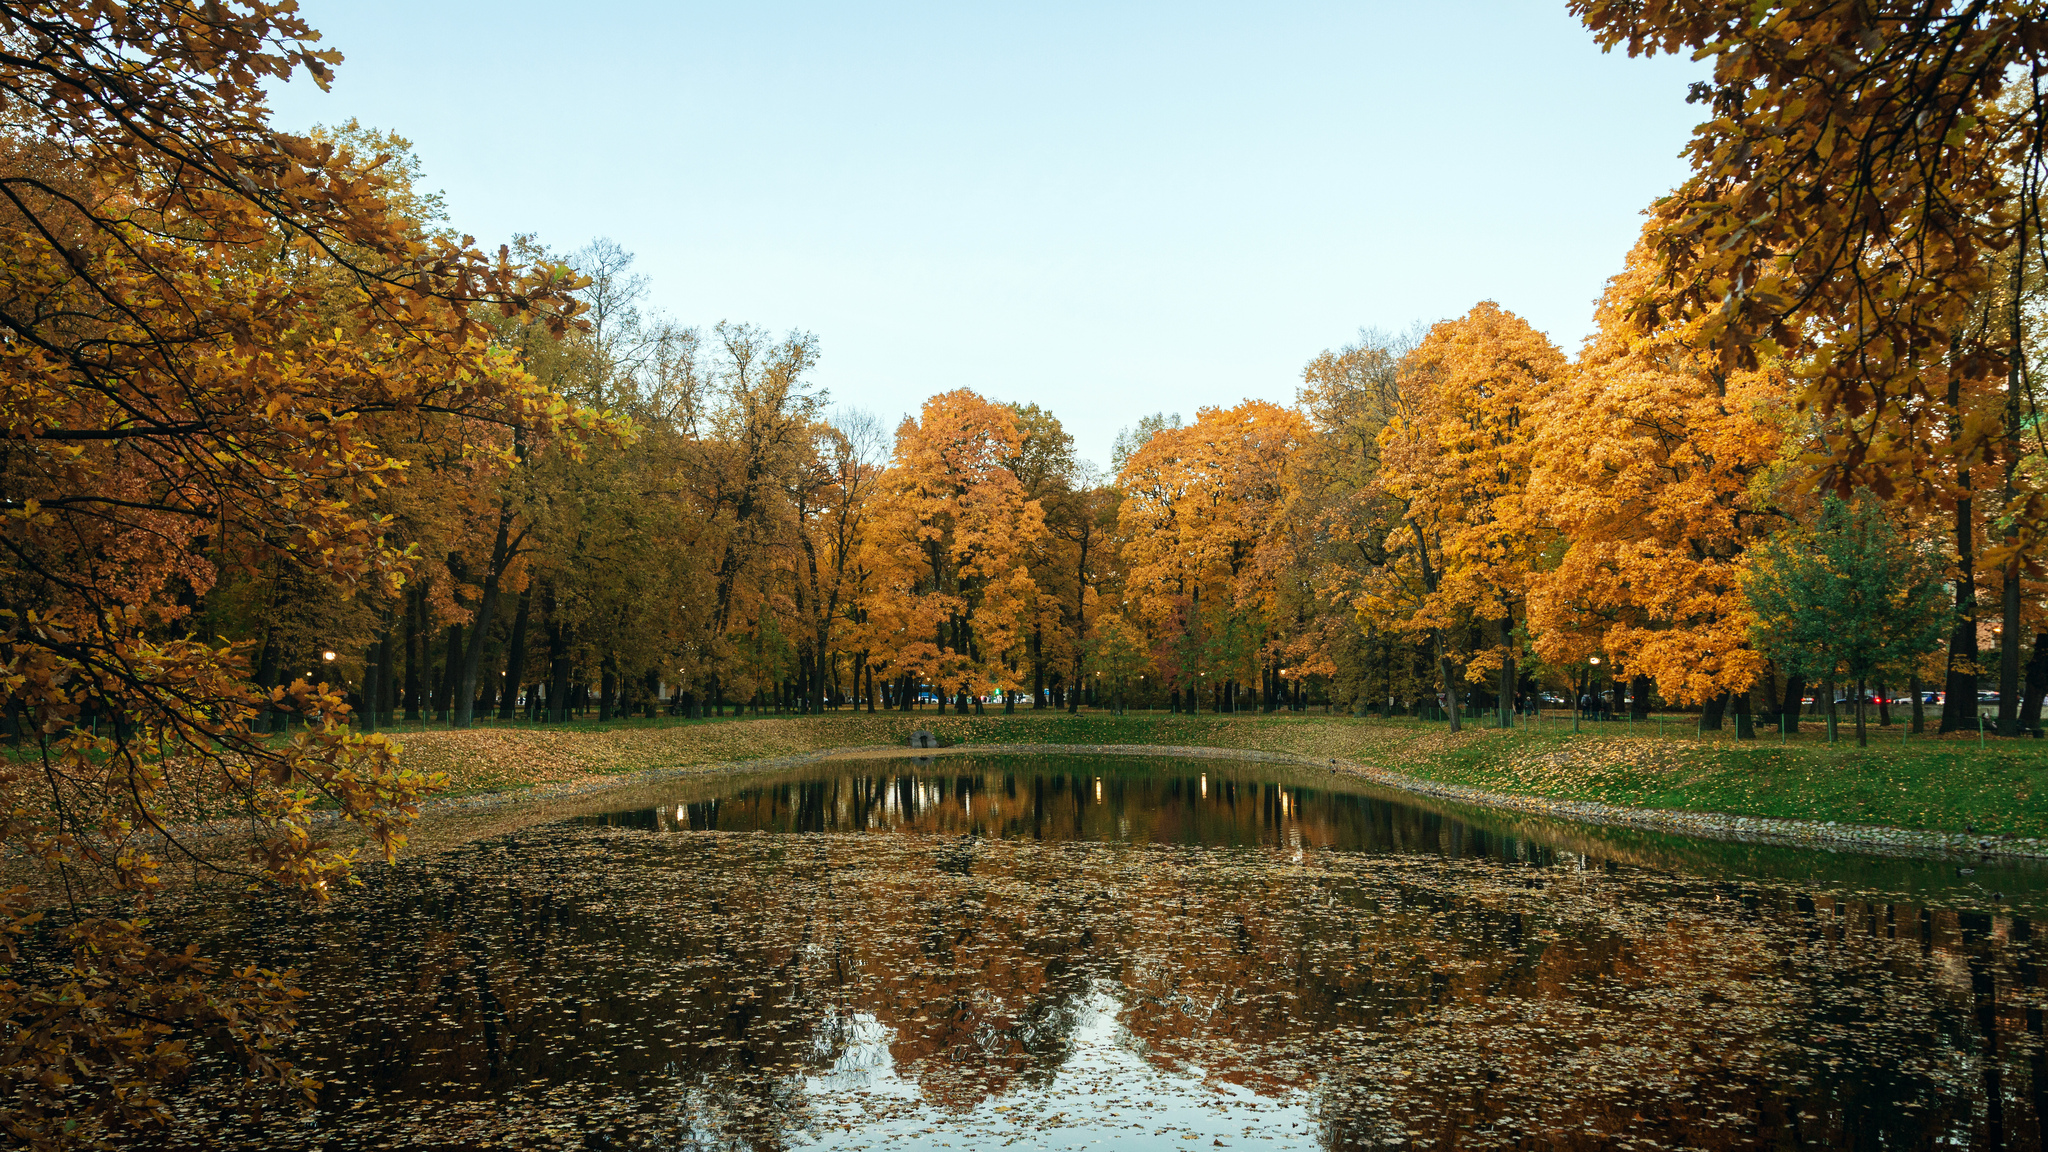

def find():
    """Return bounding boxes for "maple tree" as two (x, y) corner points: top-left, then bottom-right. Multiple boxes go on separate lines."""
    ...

(1117, 402), (1308, 714)
(1369, 304), (1564, 731)
(1526, 245), (1794, 736)
(865, 390), (1045, 712)
(1574, 0), (2048, 728)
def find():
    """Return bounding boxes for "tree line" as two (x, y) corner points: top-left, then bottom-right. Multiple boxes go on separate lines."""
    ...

(298, 237), (2010, 755)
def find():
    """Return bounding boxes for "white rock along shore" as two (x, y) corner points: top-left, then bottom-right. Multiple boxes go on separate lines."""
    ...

(397, 740), (2048, 864)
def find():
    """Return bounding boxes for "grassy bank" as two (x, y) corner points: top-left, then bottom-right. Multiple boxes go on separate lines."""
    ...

(387, 709), (2048, 839)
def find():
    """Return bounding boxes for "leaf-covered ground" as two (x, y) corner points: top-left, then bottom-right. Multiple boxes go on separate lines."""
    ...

(136, 759), (2045, 1149)
(386, 709), (2048, 839)
(388, 711), (1446, 796)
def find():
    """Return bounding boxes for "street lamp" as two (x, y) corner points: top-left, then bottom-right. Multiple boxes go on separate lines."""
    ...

(322, 650), (336, 662)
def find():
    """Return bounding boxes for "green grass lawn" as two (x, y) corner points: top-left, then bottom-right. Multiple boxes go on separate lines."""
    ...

(1413, 715), (2048, 838)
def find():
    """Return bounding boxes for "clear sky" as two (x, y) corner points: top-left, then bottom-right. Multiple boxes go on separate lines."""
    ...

(266, 2), (1710, 469)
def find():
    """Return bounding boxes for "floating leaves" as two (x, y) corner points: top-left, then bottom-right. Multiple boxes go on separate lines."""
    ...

(131, 758), (2048, 1149)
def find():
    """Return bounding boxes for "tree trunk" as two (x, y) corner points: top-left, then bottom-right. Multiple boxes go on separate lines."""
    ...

(814, 628), (829, 716)
(497, 582), (532, 721)
(1876, 681), (1892, 727)
(1701, 693), (1728, 731)
(543, 578), (573, 725)
(1942, 419), (1979, 731)
(1630, 674), (1650, 720)
(403, 583), (425, 722)
(1434, 629), (1461, 733)
(2001, 231), (2028, 738)
(1498, 616), (1516, 729)
(2002, 557), (2024, 736)
(1855, 678), (1868, 747)
(1733, 686), (1754, 740)
(2024, 633), (2048, 735)
(434, 624), (461, 722)
(454, 510), (517, 729)
(1780, 674), (1805, 734)
(377, 626), (397, 722)
(1909, 671), (1926, 734)
(599, 655), (617, 721)
(546, 623), (570, 724)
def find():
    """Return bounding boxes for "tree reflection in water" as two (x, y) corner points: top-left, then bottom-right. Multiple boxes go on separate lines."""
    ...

(145, 757), (2048, 1149)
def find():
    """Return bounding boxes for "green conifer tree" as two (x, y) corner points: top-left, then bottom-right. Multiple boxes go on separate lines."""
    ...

(1743, 495), (1950, 746)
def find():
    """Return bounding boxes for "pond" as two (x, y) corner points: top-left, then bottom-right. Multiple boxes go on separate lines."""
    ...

(153, 753), (2048, 1149)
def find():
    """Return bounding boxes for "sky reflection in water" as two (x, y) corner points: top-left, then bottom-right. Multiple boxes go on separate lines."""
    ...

(156, 755), (2048, 1150)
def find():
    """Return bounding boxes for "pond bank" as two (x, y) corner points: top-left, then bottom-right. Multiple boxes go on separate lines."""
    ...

(371, 712), (2048, 861)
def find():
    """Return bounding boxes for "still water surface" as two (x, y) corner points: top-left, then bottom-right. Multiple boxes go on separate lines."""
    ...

(161, 755), (2048, 1149)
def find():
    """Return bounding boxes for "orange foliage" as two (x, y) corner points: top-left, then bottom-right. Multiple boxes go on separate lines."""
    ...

(1118, 401), (1308, 693)
(0, 5), (602, 1145)
(865, 390), (1045, 698)
(1528, 247), (1793, 705)
(1373, 303), (1564, 721)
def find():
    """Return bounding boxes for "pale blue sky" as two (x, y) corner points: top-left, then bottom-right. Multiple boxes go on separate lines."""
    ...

(267, 2), (1708, 468)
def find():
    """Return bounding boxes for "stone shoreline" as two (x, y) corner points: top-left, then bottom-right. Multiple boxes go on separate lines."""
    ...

(143, 739), (2048, 865)
(390, 740), (2048, 864)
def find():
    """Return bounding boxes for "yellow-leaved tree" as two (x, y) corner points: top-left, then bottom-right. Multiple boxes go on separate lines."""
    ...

(1118, 401), (1307, 712)
(0, 4), (602, 1145)
(1527, 245), (1794, 736)
(866, 390), (1045, 711)
(1374, 303), (1563, 730)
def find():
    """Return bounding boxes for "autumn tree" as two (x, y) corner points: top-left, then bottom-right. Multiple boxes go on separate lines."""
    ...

(1577, 0), (2048, 730)
(867, 391), (1045, 711)
(1526, 245), (1794, 736)
(1294, 330), (1442, 715)
(1372, 304), (1563, 730)
(668, 323), (823, 712)
(1119, 402), (1307, 713)
(786, 411), (887, 714)
(0, 3), (599, 1145)
(1086, 612), (1151, 715)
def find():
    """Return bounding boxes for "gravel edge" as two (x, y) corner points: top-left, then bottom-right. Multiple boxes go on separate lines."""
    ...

(160, 739), (2048, 864)
(921, 743), (2048, 862)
